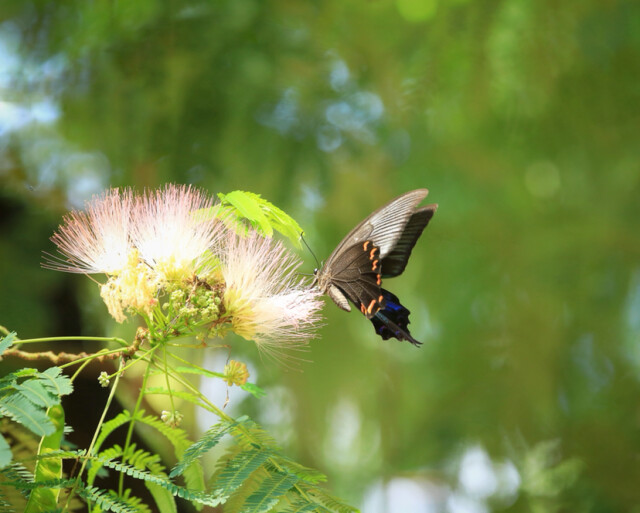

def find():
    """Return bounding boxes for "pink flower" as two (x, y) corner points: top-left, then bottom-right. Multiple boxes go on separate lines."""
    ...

(131, 184), (224, 282)
(46, 185), (226, 322)
(46, 185), (323, 349)
(45, 188), (134, 274)
(220, 230), (323, 361)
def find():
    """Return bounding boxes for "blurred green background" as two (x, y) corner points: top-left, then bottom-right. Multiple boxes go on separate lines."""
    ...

(1, 0), (640, 511)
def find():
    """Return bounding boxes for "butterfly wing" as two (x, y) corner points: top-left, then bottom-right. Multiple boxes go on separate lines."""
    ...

(316, 189), (436, 346)
(380, 204), (437, 278)
(323, 189), (430, 273)
(322, 240), (386, 318)
(370, 289), (421, 346)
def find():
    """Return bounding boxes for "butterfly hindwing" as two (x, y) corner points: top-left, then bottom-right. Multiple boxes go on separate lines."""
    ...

(370, 289), (421, 346)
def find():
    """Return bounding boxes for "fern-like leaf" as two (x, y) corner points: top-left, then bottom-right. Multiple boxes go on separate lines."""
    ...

(119, 443), (178, 513)
(241, 470), (299, 513)
(14, 381), (57, 409)
(280, 498), (332, 513)
(88, 446), (122, 486)
(277, 458), (327, 485)
(0, 462), (34, 499)
(0, 366), (72, 464)
(0, 333), (16, 356)
(92, 457), (221, 508)
(91, 412), (135, 458)
(210, 449), (271, 501)
(230, 417), (281, 452)
(169, 419), (237, 478)
(135, 412), (205, 495)
(298, 484), (359, 513)
(36, 368), (73, 398)
(0, 396), (54, 437)
(76, 486), (140, 513)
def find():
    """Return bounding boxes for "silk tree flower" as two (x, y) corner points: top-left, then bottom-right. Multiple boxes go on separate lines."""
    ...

(98, 249), (160, 323)
(46, 188), (157, 322)
(220, 230), (323, 360)
(46, 185), (226, 323)
(46, 185), (322, 349)
(131, 185), (225, 283)
(45, 188), (134, 274)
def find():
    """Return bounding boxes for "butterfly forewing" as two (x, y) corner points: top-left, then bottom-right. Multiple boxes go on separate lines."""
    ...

(323, 189), (429, 270)
(381, 204), (437, 278)
(323, 240), (385, 318)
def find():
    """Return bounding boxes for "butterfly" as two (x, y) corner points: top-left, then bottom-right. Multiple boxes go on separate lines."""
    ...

(313, 189), (437, 346)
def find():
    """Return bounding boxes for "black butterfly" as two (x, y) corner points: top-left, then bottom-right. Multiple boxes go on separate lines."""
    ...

(314, 189), (437, 346)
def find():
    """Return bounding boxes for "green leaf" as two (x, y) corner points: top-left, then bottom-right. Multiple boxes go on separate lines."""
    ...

(0, 395), (55, 437)
(90, 457), (223, 508)
(145, 481), (177, 513)
(90, 411), (133, 469)
(230, 417), (281, 452)
(299, 485), (359, 513)
(39, 368), (73, 397)
(76, 485), (140, 513)
(281, 499), (332, 513)
(255, 196), (304, 248)
(277, 457), (327, 484)
(134, 412), (205, 497)
(242, 470), (299, 513)
(0, 461), (34, 499)
(0, 332), (16, 356)
(170, 420), (236, 478)
(216, 190), (305, 247)
(9, 368), (39, 379)
(211, 449), (271, 500)
(240, 383), (266, 399)
(15, 381), (57, 409)
(0, 433), (12, 468)
(220, 191), (273, 236)
(24, 404), (65, 513)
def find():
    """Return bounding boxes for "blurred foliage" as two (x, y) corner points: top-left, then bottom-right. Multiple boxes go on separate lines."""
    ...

(1, 0), (640, 511)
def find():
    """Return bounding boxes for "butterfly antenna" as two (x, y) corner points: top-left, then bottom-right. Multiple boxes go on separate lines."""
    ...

(300, 232), (320, 269)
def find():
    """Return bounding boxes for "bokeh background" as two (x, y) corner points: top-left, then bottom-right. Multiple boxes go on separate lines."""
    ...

(1, 0), (640, 511)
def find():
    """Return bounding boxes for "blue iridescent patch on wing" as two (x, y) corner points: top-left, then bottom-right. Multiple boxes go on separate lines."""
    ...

(370, 289), (421, 346)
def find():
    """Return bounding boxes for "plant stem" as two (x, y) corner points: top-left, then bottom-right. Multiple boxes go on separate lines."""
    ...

(118, 354), (155, 496)
(163, 347), (177, 415)
(12, 336), (128, 346)
(65, 356), (125, 510)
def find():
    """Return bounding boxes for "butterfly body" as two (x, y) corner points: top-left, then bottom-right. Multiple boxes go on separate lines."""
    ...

(314, 189), (437, 346)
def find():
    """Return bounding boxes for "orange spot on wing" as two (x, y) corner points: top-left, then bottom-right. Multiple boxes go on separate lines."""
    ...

(366, 299), (377, 314)
(372, 259), (379, 271)
(376, 275), (381, 285)
(360, 303), (367, 314)
(363, 241), (370, 251)
(369, 248), (377, 259)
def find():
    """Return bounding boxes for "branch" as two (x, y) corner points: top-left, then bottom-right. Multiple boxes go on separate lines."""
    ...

(0, 338), (141, 365)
